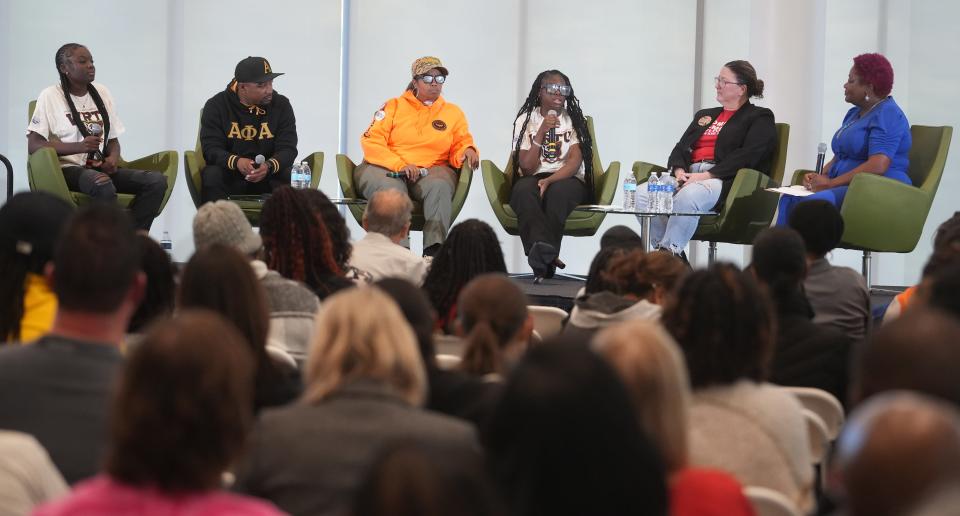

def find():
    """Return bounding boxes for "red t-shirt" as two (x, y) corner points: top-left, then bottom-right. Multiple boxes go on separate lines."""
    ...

(691, 109), (736, 163)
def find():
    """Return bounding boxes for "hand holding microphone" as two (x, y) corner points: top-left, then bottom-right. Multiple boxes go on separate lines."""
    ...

(245, 154), (267, 182)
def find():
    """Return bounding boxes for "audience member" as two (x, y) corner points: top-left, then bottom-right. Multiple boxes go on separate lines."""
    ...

(564, 249), (686, 340)
(832, 392), (960, 516)
(300, 188), (371, 283)
(0, 191), (72, 343)
(787, 199), (870, 340)
(924, 261), (960, 318)
(376, 277), (501, 429)
(351, 443), (505, 516)
(423, 219), (507, 333)
(260, 185), (353, 299)
(852, 308), (960, 407)
(456, 274), (532, 380)
(885, 211), (960, 322)
(0, 203), (141, 484)
(126, 234), (175, 335)
(662, 264), (814, 512)
(234, 287), (478, 516)
(0, 431), (67, 515)
(34, 311), (284, 515)
(179, 244), (301, 413)
(752, 227), (852, 404)
(484, 337), (668, 516)
(594, 320), (754, 516)
(599, 224), (644, 250)
(193, 199), (319, 362)
(350, 189), (429, 285)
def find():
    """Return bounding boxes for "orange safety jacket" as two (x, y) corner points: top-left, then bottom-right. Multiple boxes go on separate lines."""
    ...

(361, 90), (477, 172)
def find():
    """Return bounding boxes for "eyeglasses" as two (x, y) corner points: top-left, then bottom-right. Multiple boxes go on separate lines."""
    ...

(714, 76), (743, 88)
(542, 83), (572, 97)
(418, 74), (447, 84)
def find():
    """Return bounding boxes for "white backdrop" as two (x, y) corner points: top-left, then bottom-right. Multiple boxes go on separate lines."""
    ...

(1, 0), (956, 286)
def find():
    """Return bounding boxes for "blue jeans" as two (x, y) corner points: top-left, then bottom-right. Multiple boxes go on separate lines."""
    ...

(635, 172), (721, 254)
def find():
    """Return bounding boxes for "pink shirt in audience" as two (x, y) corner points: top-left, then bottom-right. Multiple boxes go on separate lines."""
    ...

(33, 475), (284, 516)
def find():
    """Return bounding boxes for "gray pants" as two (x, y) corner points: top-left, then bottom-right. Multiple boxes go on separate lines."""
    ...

(354, 161), (457, 248)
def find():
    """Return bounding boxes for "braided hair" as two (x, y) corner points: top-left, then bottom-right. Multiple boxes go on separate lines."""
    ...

(55, 43), (110, 158)
(422, 219), (507, 334)
(510, 70), (594, 202)
(260, 186), (345, 299)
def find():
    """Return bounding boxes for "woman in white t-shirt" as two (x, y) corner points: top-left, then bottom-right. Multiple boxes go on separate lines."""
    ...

(26, 43), (167, 231)
(509, 70), (594, 283)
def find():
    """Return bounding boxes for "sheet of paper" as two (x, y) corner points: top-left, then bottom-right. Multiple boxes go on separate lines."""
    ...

(766, 185), (815, 197)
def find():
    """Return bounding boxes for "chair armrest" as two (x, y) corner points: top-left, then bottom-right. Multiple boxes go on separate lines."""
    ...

(631, 161), (667, 184)
(184, 150), (202, 208)
(122, 150), (179, 214)
(305, 151), (324, 189)
(481, 159), (507, 202)
(840, 173), (931, 252)
(27, 147), (73, 203)
(450, 162), (474, 222)
(336, 154), (358, 198)
(595, 161), (621, 205)
(791, 169), (815, 186)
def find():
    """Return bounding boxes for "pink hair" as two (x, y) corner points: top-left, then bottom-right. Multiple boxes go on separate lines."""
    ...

(853, 53), (894, 97)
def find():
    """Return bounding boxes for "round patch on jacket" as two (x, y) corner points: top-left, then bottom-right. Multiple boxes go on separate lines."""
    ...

(432, 120), (447, 131)
(374, 110), (386, 121)
(697, 115), (713, 127)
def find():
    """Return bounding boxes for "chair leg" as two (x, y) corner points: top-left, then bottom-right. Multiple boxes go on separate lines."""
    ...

(708, 241), (717, 266)
(862, 250), (872, 289)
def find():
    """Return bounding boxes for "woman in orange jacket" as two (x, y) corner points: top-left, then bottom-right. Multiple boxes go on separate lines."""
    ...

(357, 56), (479, 257)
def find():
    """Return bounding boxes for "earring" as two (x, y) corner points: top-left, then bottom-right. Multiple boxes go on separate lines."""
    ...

(864, 94), (871, 103)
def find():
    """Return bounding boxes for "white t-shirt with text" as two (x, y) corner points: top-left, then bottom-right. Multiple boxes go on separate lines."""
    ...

(511, 109), (584, 180)
(27, 83), (125, 167)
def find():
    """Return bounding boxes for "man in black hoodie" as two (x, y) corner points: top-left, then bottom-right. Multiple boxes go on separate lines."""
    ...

(200, 56), (298, 202)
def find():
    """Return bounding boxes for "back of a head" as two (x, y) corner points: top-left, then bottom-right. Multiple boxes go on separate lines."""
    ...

(484, 337), (668, 516)
(260, 186), (342, 289)
(584, 246), (627, 295)
(423, 219), (506, 317)
(751, 227), (807, 298)
(933, 211), (960, 252)
(300, 188), (352, 268)
(375, 277), (438, 364)
(594, 320), (691, 473)
(457, 273), (528, 376)
(365, 189), (413, 237)
(352, 443), (504, 516)
(305, 286), (426, 406)
(53, 203), (140, 313)
(179, 243), (269, 363)
(128, 234), (176, 333)
(854, 308), (960, 407)
(105, 310), (255, 492)
(787, 200), (845, 258)
(926, 261), (960, 319)
(603, 250), (688, 301)
(835, 392), (960, 516)
(0, 191), (73, 341)
(662, 263), (775, 390)
(192, 200), (262, 257)
(600, 225), (643, 251)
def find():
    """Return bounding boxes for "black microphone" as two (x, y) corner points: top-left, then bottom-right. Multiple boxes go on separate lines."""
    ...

(815, 142), (826, 175)
(546, 109), (557, 141)
(87, 123), (104, 162)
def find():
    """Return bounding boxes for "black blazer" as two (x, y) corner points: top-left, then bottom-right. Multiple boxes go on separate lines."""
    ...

(667, 102), (777, 206)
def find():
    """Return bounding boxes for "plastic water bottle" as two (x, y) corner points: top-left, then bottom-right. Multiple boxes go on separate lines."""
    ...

(160, 231), (172, 255)
(290, 162), (302, 189)
(300, 160), (312, 189)
(662, 173), (676, 213)
(647, 172), (661, 212)
(623, 174), (637, 210)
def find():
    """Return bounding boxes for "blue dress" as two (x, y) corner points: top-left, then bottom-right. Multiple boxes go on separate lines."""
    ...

(776, 96), (911, 225)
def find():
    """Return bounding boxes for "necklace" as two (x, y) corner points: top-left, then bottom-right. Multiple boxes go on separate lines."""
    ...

(836, 97), (887, 138)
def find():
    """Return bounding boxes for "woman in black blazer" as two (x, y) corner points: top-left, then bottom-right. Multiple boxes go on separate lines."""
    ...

(640, 60), (776, 261)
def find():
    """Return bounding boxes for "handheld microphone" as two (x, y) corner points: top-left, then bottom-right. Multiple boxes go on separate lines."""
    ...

(546, 109), (558, 141)
(87, 123), (104, 162)
(815, 143), (826, 175)
(255, 154), (265, 168)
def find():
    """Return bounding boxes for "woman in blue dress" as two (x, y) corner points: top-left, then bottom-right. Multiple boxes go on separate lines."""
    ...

(776, 53), (910, 225)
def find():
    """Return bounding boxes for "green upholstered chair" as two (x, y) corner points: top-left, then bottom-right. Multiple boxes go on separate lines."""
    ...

(336, 156), (473, 231)
(480, 116), (621, 237)
(27, 100), (178, 213)
(183, 109), (322, 226)
(788, 125), (952, 283)
(633, 122), (790, 262)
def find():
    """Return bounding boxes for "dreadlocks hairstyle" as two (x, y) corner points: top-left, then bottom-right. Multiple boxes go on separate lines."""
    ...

(422, 219), (507, 333)
(260, 186), (344, 299)
(299, 188), (352, 269)
(55, 43), (110, 157)
(510, 70), (595, 203)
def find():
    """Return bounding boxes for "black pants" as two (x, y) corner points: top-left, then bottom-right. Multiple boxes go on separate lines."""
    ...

(510, 174), (588, 255)
(201, 165), (291, 203)
(62, 166), (167, 231)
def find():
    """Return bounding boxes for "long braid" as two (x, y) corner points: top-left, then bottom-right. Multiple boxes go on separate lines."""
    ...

(0, 254), (28, 341)
(511, 70), (595, 202)
(55, 43), (110, 158)
(422, 219), (507, 332)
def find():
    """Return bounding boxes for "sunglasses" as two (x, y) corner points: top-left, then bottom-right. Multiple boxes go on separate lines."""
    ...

(418, 74), (447, 84)
(542, 83), (572, 97)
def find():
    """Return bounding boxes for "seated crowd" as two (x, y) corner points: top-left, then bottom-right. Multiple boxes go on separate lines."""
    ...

(3, 43), (957, 516)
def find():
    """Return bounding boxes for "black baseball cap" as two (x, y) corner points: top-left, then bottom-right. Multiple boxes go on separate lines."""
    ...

(234, 56), (284, 83)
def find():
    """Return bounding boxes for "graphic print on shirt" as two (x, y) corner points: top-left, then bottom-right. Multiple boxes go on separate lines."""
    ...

(66, 110), (104, 135)
(537, 129), (572, 164)
(703, 118), (727, 137)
